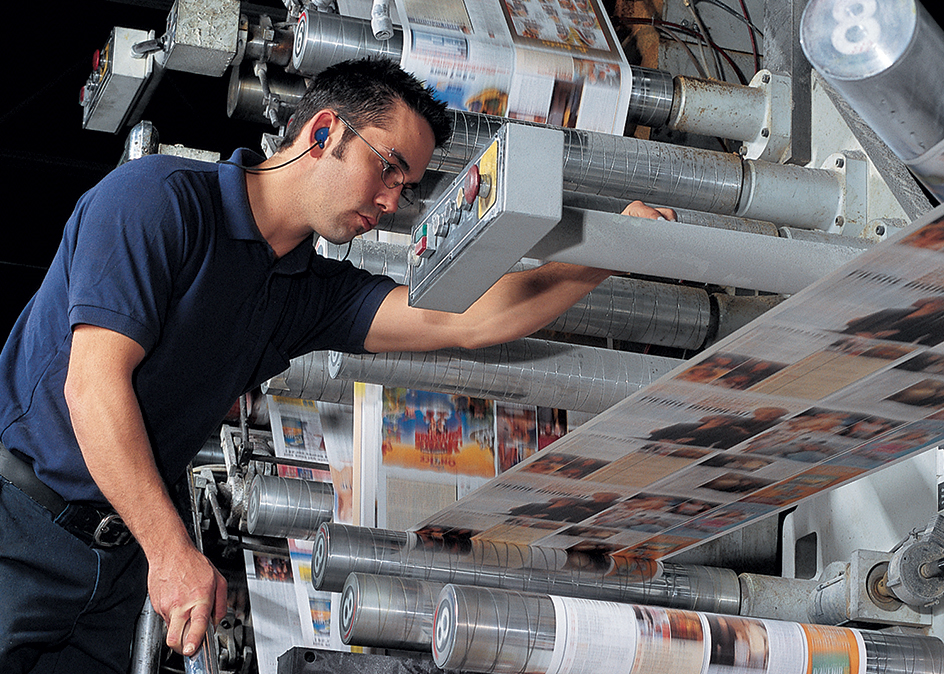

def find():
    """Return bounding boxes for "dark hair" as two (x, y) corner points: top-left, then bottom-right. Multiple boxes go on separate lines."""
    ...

(280, 57), (452, 151)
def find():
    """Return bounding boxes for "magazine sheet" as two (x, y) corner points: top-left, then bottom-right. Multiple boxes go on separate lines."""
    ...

(242, 397), (352, 673)
(415, 208), (944, 561)
(394, 0), (630, 134)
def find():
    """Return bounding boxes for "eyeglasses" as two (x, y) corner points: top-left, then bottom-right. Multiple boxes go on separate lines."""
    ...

(336, 114), (416, 207)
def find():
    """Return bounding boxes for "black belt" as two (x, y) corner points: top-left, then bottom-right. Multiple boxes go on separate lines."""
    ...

(0, 442), (133, 548)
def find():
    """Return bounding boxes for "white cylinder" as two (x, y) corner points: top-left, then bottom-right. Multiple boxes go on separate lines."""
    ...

(800, 0), (944, 200)
(670, 76), (767, 142)
(738, 159), (844, 230)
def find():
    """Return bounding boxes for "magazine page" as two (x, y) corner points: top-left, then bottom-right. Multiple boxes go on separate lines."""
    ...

(414, 209), (944, 560)
(395, 0), (629, 133)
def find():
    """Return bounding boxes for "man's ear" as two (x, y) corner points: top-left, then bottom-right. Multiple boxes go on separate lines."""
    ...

(307, 110), (338, 154)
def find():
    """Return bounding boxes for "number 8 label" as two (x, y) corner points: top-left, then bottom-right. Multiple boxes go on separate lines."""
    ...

(831, 0), (882, 55)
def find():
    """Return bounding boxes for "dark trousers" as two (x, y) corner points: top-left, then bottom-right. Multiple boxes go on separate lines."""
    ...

(0, 477), (148, 673)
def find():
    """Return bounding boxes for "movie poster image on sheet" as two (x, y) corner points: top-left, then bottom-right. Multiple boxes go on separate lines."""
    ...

(497, 401), (538, 473)
(382, 388), (496, 477)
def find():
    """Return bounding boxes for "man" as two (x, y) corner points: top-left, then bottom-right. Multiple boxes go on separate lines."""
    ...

(0, 57), (673, 672)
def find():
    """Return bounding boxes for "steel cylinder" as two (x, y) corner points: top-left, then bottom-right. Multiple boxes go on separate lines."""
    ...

(738, 572), (821, 624)
(431, 111), (745, 216)
(262, 349), (353, 404)
(670, 75), (767, 142)
(801, 0), (944, 201)
(226, 61), (308, 125)
(291, 9), (403, 77)
(312, 523), (741, 614)
(738, 158), (844, 230)
(246, 474), (334, 540)
(339, 573), (443, 650)
(318, 239), (714, 351)
(327, 337), (682, 415)
(433, 583), (944, 674)
(433, 585), (556, 674)
(627, 66), (675, 128)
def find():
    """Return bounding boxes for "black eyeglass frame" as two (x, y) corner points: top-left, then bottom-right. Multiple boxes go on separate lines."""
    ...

(335, 114), (417, 207)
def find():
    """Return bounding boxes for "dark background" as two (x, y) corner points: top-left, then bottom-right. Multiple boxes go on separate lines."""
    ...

(2, 0), (285, 339)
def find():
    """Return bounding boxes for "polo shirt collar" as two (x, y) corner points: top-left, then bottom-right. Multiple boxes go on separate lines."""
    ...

(219, 148), (316, 275)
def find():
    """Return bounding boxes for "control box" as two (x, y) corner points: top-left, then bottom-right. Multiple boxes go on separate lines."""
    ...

(80, 27), (154, 133)
(408, 123), (564, 313)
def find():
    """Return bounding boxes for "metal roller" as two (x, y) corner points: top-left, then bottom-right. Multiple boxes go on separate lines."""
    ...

(318, 239), (714, 351)
(801, 0), (944, 201)
(291, 9), (403, 76)
(312, 523), (741, 615)
(261, 349), (353, 404)
(327, 337), (682, 415)
(435, 110), (843, 229)
(339, 573), (443, 650)
(626, 66), (675, 129)
(433, 585), (555, 674)
(264, 341), (681, 412)
(287, 12), (785, 149)
(287, 12), (842, 227)
(246, 474), (334, 540)
(226, 60), (308, 125)
(859, 630), (944, 674)
(432, 583), (944, 674)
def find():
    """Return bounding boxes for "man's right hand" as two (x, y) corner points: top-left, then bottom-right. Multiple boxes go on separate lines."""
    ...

(65, 324), (228, 656)
(148, 542), (228, 657)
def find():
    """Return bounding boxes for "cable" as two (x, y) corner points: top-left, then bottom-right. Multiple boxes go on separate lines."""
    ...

(623, 17), (748, 84)
(653, 26), (709, 79)
(733, 0), (761, 74)
(689, 0), (762, 77)
(683, 0), (724, 80)
(218, 140), (317, 173)
(695, 0), (764, 38)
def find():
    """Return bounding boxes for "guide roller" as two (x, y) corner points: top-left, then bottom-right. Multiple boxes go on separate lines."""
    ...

(311, 523), (741, 615)
(339, 573), (443, 651)
(246, 474), (334, 540)
(433, 583), (944, 674)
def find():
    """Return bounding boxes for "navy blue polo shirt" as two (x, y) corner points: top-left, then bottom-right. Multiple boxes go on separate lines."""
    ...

(0, 149), (397, 504)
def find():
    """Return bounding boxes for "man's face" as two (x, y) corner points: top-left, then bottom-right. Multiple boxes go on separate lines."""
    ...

(307, 102), (436, 245)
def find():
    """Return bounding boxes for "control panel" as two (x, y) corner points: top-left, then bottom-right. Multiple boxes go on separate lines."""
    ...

(408, 123), (564, 313)
(80, 27), (155, 133)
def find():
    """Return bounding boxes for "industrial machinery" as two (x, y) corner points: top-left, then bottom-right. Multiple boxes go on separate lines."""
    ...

(67, 0), (944, 673)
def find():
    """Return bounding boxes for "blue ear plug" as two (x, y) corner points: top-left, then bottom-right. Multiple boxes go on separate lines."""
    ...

(314, 126), (329, 148)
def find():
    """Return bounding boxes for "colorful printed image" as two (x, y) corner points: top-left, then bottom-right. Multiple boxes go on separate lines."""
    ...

(744, 465), (863, 507)
(506, 490), (621, 523)
(668, 502), (773, 539)
(502, 0), (611, 52)
(310, 597), (331, 636)
(497, 402), (538, 472)
(826, 422), (944, 471)
(705, 615), (769, 673)
(538, 407), (568, 449)
(678, 353), (786, 390)
(886, 378), (944, 408)
(644, 407), (788, 450)
(839, 297), (944, 346)
(382, 389), (495, 477)
(700, 472), (774, 495)
(253, 553), (293, 582)
(896, 351), (944, 375)
(900, 217), (944, 251)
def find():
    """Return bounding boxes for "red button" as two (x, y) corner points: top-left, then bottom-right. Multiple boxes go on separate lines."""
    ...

(464, 164), (480, 205)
